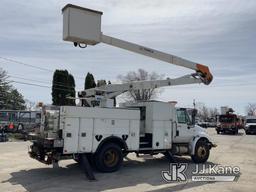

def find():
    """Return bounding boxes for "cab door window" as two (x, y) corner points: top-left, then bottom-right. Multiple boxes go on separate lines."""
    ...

(177, 109), (191, 124)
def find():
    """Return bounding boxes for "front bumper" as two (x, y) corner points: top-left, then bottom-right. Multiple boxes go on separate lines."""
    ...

(245, 126), (256, 134)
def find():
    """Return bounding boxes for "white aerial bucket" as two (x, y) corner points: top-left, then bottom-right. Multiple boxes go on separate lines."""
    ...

(62, 4), (103, 45)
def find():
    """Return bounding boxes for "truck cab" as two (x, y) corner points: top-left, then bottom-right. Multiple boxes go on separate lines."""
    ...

(216, 114), (239, 134)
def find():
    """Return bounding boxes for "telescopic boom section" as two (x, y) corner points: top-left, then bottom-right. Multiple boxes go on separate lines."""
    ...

(101, 35), (213, 85)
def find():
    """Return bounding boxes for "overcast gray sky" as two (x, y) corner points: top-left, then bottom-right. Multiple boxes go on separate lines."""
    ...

(0, 0), (255, 114)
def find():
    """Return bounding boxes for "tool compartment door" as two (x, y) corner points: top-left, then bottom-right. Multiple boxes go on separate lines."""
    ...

(78, 118), (93, 153)
(63, 117), (79, 154)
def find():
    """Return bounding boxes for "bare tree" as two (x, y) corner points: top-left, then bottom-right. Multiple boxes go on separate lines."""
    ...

(25, 99), (36, 110)
(246, 103), (256, 116)
(209, 108), (219, 118)
(118, 69), (164, 102)
(196, 102), (218, 121)
(201, 106), (209, 121)
(96, 79), (107, 87)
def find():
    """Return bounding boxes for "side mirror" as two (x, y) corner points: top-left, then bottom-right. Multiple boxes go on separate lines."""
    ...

(191, 109), (197, 125)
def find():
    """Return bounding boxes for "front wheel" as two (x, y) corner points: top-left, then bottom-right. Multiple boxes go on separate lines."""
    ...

(94, 143), (123, 172)
(191, 140), (210, 163)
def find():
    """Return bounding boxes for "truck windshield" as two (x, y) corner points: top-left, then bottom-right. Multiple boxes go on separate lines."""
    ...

(246, 119), (256, 123)
(219, 116), (235, 123)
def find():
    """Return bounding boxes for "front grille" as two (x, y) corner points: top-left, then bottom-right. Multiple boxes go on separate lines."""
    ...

(221, 124), (232, 129)
(249, 125), (256, 130)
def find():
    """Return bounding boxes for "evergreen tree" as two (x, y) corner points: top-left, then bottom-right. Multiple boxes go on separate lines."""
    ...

(0, 68), (25, 110)
(84, 72), (96, 90)
(82, 73), (96, 106)
(8, 89), (26, 110)
(52, 69), (76, 106)
(68, 74), (76, 106)
(0, 69), (8, 109)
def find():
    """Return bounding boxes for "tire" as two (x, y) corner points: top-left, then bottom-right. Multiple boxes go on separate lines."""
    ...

(216, 131), (220, 134)
(94, 143), (123, 172)
(191, 140), (210, 163)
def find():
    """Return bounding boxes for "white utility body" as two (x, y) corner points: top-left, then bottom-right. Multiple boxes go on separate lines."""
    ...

(29, 4), (216, 176)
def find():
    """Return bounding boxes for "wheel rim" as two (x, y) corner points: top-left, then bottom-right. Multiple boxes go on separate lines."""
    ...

(197, 146), (207, 159)
(103, 149), (119, 167)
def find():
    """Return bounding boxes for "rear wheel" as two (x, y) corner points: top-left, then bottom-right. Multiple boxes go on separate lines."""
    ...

(94, 143), (123, 172)
(191, 140), (210, 163)
(216, 130), (220, 134)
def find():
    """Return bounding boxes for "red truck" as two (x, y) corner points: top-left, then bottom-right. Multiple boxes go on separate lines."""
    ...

(216, 113), (243, 135)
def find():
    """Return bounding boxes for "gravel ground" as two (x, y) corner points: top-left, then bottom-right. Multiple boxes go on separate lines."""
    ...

(0, 128), (255, 192)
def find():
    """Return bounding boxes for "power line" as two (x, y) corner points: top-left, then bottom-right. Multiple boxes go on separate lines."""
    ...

(0, 56), (52, 72)
(9, 75), (49, 84)
(2, 56), (255, 91)
(11, 80), (76, 92)
(0, 56), (85, 80)
(9, 75), (78, 89)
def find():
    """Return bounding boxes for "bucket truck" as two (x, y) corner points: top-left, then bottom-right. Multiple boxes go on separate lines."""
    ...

(29, 4), (216, 180)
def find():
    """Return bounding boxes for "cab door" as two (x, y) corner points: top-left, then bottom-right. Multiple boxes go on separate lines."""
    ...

(175, 108), (195, 142)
